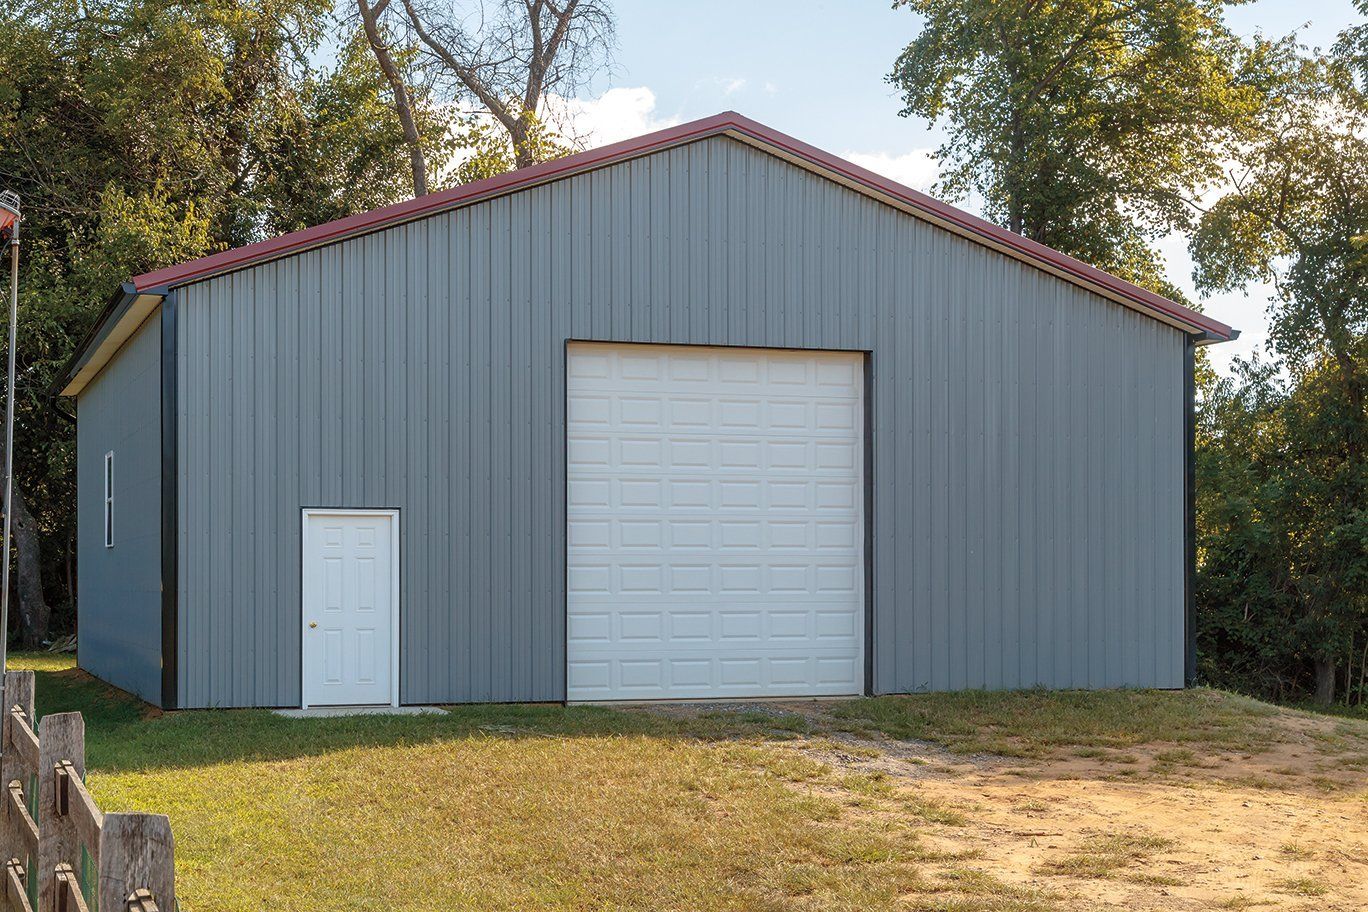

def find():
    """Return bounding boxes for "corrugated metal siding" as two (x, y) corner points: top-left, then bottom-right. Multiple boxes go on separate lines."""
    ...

(175, 136), (1185, 708)
(77, 310), (162, 704)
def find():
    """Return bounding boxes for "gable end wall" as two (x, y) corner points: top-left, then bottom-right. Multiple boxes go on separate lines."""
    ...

(172, 136), (1186, 707)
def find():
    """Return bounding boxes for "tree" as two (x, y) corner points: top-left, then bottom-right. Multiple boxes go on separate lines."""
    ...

(355, 0), (436, 196)
(888, 0), (1260, 293)
(399, 0), (614, 171)
(1197, 354), (1368, 706)
(1337, 0), (1368, 86)
(0, 0), (437, 645)
(254, 30), (455, 226)
(1191, 35), (1368, 703)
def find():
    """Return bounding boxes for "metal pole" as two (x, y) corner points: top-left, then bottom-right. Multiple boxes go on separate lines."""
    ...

(0, 212), (17, 675)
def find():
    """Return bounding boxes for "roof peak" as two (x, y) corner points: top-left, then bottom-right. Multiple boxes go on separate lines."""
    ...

(130, 110), (1232, 341)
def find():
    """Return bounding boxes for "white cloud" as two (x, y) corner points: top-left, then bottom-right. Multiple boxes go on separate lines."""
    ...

(692, 76), (748, 97)
(545, 87), (680, 148)
(841, 149), (939, 193)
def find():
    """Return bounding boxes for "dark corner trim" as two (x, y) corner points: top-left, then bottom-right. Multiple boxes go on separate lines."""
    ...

(863, 351), (875, 696)
(560, 338), (570, 705)
(160, 292), (179, 709)
(1183, 335), (1197, 687)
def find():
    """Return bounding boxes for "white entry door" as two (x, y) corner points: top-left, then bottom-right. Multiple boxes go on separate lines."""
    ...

(302, 509), (399, 707)
(566, 343), (866, 701)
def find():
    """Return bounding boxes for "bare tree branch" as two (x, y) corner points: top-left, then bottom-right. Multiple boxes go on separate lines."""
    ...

(357, 0), (430, 196)
(399, 0), (615, 169)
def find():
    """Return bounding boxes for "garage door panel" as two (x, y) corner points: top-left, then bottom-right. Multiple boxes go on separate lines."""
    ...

(566, 559), (862, 597)
(567, 393), (612, 426)
(581, 436), (860, 468)
(570, 634), (863, 655)
(565, 655), (863, 701)
(567, 343), (864, 701)
(566, 478), (854, 512)
(586, 405), (865, 437)
(569, 474), (860, 493)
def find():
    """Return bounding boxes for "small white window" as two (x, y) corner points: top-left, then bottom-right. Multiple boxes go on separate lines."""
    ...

(103, 451), (114, 548)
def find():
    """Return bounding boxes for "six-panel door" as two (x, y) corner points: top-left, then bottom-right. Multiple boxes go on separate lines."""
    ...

(301, 510), (398, 707)
(567, 343), (866, 700)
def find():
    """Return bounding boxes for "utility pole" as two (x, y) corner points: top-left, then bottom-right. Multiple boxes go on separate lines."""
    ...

(0, 190), (21, 674)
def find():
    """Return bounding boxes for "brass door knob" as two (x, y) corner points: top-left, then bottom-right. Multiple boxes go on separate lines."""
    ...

(308, 622), (318, 629)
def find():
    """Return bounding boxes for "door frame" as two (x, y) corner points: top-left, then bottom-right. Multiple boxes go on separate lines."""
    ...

(300, 507), (401, 709)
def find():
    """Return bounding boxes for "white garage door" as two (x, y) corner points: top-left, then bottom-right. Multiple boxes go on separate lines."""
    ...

(566, 342), (865, 701)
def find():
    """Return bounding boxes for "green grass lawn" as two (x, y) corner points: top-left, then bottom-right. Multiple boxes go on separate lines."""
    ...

(12, 653), (1366, 911)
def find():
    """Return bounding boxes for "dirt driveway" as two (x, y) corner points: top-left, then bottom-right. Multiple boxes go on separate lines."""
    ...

(650, 694), (1368, 911)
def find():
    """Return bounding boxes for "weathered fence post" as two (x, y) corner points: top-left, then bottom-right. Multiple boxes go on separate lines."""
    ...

(36, 713), (83, 912)
(98, 815), (173, 912)
(1, 670), (36, 908)
(0, 671), (35, 792)
(0, 674), (176, 912)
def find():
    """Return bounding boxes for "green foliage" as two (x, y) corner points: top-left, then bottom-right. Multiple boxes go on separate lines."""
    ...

(0, 0), (444, 637)
(1336, 0), (1368, 87)
(252, 31), (456, 233)
(450, 107), (571, 185)
(888, 0), (1261, 292)
(1191, 24), (1368, 705)
(1196, 357), (1368, 702)
(1190, 40), (1367, 371)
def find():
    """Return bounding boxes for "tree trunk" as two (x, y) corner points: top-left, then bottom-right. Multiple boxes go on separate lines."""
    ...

(358, 0), (429, 197)
(1314, 658), (1336, 706)
(5, 481), (49, 648)
(1358, 638), (1367, 706)
(509, 115), (534, 169)
(64, 528), (73, 613)
(1006, 119), (1025, 235)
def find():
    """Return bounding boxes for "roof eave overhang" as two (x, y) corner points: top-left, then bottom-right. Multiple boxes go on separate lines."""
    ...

(55, 283), (166, 398)
(1199, 327), (1240, 345)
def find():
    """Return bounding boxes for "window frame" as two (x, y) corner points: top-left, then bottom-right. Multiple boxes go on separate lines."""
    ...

(103, 450), (114, 548)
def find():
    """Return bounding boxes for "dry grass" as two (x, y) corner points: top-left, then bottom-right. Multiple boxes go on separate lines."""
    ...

(7, 655), (1019, 911)
(13, 654), (1368, 911)
(904, 867), (1058, 911)
(825, 687), (1288, 758)
(1037, 830), (1175, 879)
(1274, 876), (1330, 897)
(100, 735), (941, 910)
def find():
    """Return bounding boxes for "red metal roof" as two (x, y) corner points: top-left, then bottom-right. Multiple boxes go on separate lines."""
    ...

(132, 111), (1233, 340)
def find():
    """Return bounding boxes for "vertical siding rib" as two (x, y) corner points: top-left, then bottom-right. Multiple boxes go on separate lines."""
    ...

(252, 263), (272, 705)
(451, 209), (471, 700)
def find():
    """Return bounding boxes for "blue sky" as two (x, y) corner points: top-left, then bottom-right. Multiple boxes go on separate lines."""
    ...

(565, 0), (1362, 374)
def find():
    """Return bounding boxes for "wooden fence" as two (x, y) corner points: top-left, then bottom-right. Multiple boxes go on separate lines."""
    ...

(0, 671), (175, 912)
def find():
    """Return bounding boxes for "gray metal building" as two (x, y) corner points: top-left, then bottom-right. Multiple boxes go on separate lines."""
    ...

(55, 113), (1235, 709)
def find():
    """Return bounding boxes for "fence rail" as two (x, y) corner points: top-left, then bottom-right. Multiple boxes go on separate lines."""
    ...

(0, 671), (175, 912)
